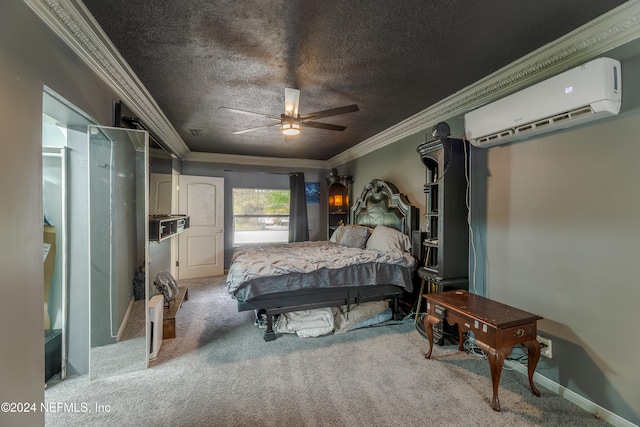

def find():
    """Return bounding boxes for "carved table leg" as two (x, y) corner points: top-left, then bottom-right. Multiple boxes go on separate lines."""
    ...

(523, 340), (542, 397)
(424, 314), (440, 359)
(476, 342), (512, 412)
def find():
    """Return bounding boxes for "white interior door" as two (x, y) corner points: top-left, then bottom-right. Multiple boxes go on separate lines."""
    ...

(178, 175), (224, 279)
(171, 170), (180, 278)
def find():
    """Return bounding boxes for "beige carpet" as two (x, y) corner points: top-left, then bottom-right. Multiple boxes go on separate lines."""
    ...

(89, 299), (146, 380)
(45, 276), (609, 426)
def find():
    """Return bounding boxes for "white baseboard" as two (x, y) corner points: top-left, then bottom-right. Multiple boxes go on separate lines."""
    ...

(116, 296), (135, 342)
(506, 360), (637, 427)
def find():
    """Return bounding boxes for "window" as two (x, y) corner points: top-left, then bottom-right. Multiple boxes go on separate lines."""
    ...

(232, 188), (290, 244)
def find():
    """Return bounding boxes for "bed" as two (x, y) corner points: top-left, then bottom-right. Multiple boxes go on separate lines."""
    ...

(226, 179), (419, 341)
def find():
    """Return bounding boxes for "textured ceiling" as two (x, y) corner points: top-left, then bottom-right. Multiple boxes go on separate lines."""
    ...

(81, 0), (626, 160)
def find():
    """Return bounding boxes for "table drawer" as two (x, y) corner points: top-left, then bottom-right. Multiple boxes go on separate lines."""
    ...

(499, 323), (536, 347)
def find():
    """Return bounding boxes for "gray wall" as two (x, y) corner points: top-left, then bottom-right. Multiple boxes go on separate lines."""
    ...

(148, 239), (172, 289)
(0, 3), (122, 425)
(341, 132), (428, 225)
(469, 53), (640, 425)
(338, 52), (640, 426)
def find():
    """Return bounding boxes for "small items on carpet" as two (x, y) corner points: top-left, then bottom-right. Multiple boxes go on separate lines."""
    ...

(261, 300), (391, 338)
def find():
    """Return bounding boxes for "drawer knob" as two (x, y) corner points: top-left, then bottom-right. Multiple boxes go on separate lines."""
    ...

(513, 328), (526, 338)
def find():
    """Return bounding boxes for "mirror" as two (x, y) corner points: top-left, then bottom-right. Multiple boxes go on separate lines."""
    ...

(88, 125), (148, 380)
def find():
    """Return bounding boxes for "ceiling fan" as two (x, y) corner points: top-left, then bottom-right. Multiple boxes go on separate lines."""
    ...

(219, 88), (359, 136)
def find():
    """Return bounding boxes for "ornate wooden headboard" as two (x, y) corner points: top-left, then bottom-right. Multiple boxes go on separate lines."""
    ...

(351, 179), (419, 236)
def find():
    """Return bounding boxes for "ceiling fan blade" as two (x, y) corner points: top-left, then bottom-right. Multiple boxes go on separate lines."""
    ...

(232, 122), (281, 134)
(284, 88), (300, 117)
(301, 121), (347, 132)
(300, 104), (359, 120)
(218, 106), (280, 121)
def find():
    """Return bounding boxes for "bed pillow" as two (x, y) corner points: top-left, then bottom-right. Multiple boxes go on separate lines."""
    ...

(329, 224), (346, 243)
(338, 225), (371, 248)
(366, 225), (412, 255)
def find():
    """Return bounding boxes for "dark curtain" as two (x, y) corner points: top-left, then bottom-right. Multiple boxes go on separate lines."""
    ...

(289, 172), (309, 242)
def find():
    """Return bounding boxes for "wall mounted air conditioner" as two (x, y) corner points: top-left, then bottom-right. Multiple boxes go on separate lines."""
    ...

(464, 57), (621, 148)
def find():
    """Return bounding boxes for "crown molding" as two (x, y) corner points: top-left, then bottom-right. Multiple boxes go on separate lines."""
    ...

(24, 0), (640, 167)
(23, 0), (191, 159)
(328, 0), (640, 167)
(184, 151), (328, 169)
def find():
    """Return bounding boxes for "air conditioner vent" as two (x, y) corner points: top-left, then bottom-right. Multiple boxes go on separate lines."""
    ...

(476, 106), (596, 145)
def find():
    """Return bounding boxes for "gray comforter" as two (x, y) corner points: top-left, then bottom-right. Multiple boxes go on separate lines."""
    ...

(226, 241), (415, 302)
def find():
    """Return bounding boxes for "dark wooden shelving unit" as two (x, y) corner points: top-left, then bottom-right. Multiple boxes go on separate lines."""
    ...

(416, 136), (470, 344)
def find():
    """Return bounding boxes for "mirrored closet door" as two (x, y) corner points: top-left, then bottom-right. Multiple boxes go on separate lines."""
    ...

(88, 125), (148, 380)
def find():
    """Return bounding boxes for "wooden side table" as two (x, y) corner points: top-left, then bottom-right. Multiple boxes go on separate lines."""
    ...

(423, 290), (543, 411)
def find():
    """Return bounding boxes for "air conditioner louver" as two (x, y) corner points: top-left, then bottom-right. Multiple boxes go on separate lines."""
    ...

(465, 57), (621, 148)
(474, 105), (595, 146)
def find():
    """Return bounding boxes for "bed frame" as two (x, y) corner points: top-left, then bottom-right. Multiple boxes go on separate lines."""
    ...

(237, 179), (419, 341)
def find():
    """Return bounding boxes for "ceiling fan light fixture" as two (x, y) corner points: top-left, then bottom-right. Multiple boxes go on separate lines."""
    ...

(224, 88), (357, 136)
(282, 120), (300, 136)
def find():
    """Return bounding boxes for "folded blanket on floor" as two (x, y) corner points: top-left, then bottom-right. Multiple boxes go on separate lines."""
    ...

(275, 301), (391, 338)
(275, 307), (335, 338)
(333, 300), (389, 333)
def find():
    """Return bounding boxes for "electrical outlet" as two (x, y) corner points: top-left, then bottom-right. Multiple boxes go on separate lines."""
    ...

(537, 335), (553, 358)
